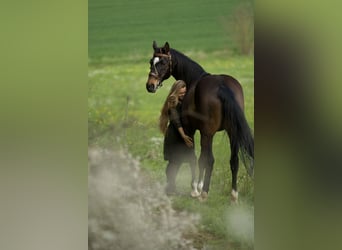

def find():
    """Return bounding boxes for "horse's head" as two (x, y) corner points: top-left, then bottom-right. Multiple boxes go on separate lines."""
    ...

(146, 41), (172, 93)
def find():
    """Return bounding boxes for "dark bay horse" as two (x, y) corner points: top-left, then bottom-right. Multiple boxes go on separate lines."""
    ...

(146, 41), (254, 202)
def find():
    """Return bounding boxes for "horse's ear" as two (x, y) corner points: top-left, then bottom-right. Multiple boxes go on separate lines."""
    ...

(164, 42), (170, 53)
(153, 41), (158, 50)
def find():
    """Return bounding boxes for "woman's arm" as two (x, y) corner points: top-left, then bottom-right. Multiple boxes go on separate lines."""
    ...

(169, 107), (193, 148)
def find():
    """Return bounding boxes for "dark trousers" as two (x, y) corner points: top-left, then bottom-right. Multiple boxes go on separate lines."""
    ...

(165, 152), (196, 194)
(165, 161), (181, 193)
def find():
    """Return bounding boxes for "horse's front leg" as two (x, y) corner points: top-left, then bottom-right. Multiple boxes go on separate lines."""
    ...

(186, 134), (200, 197)
(198, 134), (214, 201)
(189, 153), (200, 197)
(197, 163), (204, 194)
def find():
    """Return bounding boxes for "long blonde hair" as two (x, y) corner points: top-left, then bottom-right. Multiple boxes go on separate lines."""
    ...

(159, 80), (186, 134)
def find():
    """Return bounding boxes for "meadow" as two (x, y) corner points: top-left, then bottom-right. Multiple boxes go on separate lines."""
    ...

(89, 0), (254, 249)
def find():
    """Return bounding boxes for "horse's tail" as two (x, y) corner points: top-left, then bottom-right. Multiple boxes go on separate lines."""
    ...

(218, 83), (254, 177)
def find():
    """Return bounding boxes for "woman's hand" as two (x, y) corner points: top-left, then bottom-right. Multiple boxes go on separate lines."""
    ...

(178, 127), (193, 148)
(182, 135), (193, 148)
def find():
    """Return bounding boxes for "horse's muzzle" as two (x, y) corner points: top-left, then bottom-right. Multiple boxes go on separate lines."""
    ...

(146, 83), (156, 93)
(146, 73), (160, 93)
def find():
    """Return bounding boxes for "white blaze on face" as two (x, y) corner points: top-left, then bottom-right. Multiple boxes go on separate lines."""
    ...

(153, 57), (160, 66)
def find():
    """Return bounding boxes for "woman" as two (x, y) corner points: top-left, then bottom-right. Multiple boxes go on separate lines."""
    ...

(159, 80), (196, 195)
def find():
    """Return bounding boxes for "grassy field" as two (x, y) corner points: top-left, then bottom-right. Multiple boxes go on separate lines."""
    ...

(89, 1), (254, 249)
(89, 0), (253, 63)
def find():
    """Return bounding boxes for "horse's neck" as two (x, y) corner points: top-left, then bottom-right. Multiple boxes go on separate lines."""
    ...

(171, 50), (207, 87)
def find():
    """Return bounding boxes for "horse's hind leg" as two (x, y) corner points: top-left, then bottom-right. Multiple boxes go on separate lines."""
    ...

(229, 134), (239, 203)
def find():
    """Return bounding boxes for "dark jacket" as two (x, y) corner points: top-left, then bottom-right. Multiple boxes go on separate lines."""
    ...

(163, 102), (194, 162)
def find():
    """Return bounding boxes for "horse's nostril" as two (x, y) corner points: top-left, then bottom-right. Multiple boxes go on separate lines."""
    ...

(146, 84), (155, 92)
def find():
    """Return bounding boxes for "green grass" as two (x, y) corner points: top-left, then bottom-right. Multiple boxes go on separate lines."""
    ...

(89, 0), (253, 64)
(89, 1), (254, 249)
(88, 54), (254, 249)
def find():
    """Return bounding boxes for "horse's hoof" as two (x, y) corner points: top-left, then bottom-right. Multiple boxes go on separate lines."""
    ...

(190, 190), (200, 198)
(198, 191), (208, 202)
(231, 190), (239, 204)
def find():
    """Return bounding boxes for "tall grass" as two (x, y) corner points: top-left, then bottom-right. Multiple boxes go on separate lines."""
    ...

(221, 1), (254, 55)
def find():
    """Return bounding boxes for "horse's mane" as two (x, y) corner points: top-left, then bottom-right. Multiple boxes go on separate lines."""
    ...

(170, 48), (208, 84)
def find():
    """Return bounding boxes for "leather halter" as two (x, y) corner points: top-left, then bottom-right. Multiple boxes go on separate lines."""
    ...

(149, 52), (172, 79)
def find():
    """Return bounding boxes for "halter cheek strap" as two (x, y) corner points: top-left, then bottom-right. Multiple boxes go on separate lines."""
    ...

(153, 52), (172, 75)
